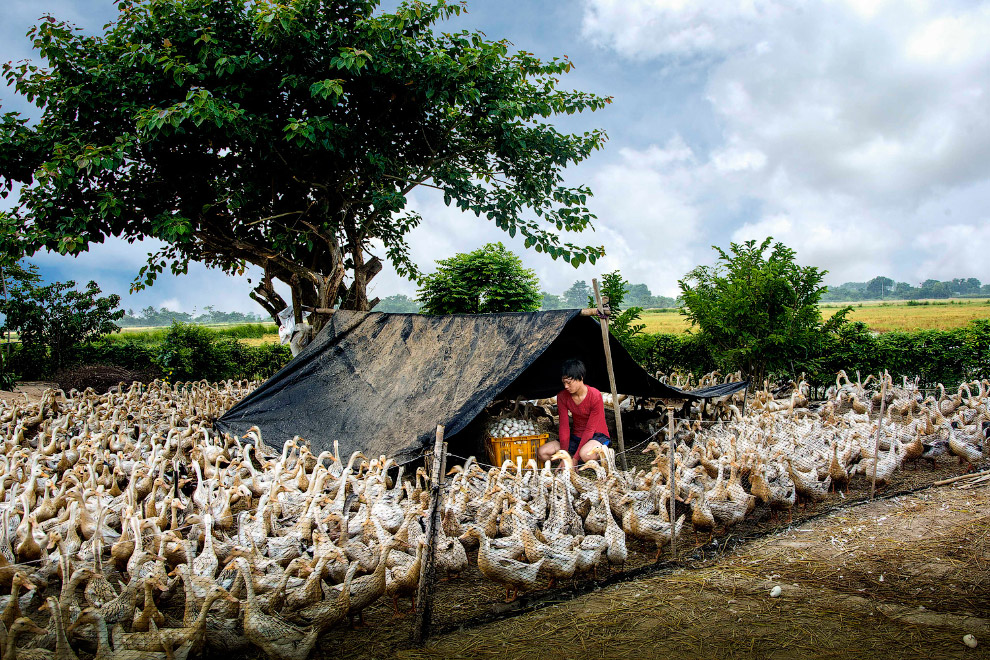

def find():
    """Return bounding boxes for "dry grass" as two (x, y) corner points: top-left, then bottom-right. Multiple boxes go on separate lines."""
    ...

(639, 300), (990, 334)
(827, 300), (990, 332)
(639, 309), (692, 334)
(238, 333), (280, 347)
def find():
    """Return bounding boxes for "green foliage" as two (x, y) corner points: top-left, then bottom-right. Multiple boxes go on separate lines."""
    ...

(104, 323), (275, 342)
(156, 323), (244, 382)
(678, 238), (851, 384)
(1, 0), (610, 317)
(0, 251), (31, 389)
(118, 306), (264, 327)
(147, 323), (289, 382)
(72, 338), (160, 373)
(562, 280), (591, 308)
(634, 319), (990, 390)
(241, 341), (293, 380)
(587, 271), (628, 309)
(624, 283), (678, 309)
(586, 270), (646, 350)
(821, 275), (988, 302)
(417, 243), (541, 315)
(372, 294), (420, 313)
(210, 323), (274, 339)
(539, 291), (567, 310)
(0, 263), (125, 376)
(0, 353), (18, 390)
(865, 276), (894, 298)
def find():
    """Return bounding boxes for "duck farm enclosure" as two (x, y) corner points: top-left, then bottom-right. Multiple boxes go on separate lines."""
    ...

(0, 373), (986, 660)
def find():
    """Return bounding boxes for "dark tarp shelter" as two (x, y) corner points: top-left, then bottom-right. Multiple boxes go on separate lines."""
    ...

(216, 310), (747, 462)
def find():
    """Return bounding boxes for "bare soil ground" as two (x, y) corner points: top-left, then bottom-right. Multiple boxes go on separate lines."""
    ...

(316, 481), (989, 660)
(0, 381), (58, 405)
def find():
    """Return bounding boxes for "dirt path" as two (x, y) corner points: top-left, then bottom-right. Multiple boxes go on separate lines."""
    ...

(322, 482), (988, 660)
(0, 381), (57, 405)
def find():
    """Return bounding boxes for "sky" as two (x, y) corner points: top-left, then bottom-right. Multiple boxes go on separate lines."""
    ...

(3, 0), (990, 314)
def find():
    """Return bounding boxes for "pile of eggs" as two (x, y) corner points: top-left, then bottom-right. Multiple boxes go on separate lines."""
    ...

(489, 417), (541, 438)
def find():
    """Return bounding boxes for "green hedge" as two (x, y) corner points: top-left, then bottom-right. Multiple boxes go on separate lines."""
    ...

(6, 322), (291, 383)
(631, 319), (990, 390)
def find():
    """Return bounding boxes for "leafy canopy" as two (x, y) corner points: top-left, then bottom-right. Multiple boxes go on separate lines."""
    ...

(417, 242), (540, 314)
(562, 280), (591, 308)
(678, 238), (850, 384)
(0, 263), (125, 376)
(588, 270), (646, 347)
(0, 0), (609, 323)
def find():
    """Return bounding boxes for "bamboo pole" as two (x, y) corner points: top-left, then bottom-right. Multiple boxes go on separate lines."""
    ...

(667, 406), (677, 559)
(592, 278), (628, 470)
(870, 374), (888, 499)
(933, 469), (990, 486)
(413, 425), (446, 645)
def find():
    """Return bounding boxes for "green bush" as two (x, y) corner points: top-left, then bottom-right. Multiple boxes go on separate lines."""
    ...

(155, 323), (239, 382)
(154, 323), (290, 381)
(638, 318), (990, 390)
(242, 342), (293, 379)
(74, 338), (159, 372)
(213, 323), (276, 339)
(6, 344), (48, 381)
(2, 321), (291, 387)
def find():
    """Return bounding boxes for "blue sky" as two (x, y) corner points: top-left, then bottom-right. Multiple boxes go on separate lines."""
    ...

(4, 0), (990, 314)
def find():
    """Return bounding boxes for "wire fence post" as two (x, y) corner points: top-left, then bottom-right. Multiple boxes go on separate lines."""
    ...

(413, 425), (446, 645)
(667, 405), (677, 559)
(592, 278), (628, 470)
(870, 375), (888, 499)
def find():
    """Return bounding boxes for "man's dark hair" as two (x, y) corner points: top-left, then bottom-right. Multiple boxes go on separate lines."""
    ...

(561, 358), (586, 382)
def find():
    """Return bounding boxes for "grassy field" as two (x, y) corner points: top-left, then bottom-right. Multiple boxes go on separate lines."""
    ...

(239, 334), (281, 347)
(640, 299), (990, 334)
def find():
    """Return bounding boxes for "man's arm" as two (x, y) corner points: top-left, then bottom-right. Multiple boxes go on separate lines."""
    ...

(557, 393), (570, 441)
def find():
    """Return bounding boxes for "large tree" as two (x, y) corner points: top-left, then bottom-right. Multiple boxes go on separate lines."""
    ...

(0, 0), (608, 329)
(678, 238), (850, 385)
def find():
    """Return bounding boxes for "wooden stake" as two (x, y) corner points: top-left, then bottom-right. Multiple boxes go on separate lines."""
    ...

(592, 278), (628, 470)
(413, 425), (446, 645)
(870, 374), (888, 499)
(667, 406), (677, 559)
(933, 469), (990, 486)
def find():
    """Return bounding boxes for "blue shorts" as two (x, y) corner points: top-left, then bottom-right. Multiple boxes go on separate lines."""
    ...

(568, 432), (610, 458)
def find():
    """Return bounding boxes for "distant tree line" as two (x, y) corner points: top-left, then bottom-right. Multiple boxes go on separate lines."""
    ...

(538, 280), (678, 311)
(821, 276), (989, 301)
(118, 305), (266, 327)
(371, 277), (679, 313)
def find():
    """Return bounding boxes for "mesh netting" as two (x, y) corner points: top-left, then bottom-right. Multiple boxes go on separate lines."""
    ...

(0, 374), (984, 659)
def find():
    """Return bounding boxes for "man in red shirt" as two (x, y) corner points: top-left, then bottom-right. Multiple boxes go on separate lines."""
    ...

(537, 358), (611, 465)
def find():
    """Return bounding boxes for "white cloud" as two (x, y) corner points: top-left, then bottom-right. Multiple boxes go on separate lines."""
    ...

(581, 0), (782, 60)
(913, 223), (990, 282)
(580, 0), (990, 286)
(158, 297), (183, 313)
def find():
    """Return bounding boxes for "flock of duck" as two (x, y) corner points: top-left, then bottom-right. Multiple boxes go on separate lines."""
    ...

(0, 372), (983, 660)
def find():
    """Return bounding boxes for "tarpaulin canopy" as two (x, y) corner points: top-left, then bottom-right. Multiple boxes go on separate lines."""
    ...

(216, 310), (748, 462)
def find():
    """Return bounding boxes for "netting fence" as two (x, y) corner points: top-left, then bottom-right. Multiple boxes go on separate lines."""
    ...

(316, 373), (988, 652)
(0, 375), (985, 659)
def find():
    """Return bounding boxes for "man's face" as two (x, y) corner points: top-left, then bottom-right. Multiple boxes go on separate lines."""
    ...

(562, 377), (582, 394)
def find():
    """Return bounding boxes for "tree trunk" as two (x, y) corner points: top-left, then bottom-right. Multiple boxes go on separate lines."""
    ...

(341, 255), (382, 311)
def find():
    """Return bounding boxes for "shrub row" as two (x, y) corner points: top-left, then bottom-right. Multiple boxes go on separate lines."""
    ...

(625, 319), (990, 392)
(7, 322), (291, 386)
